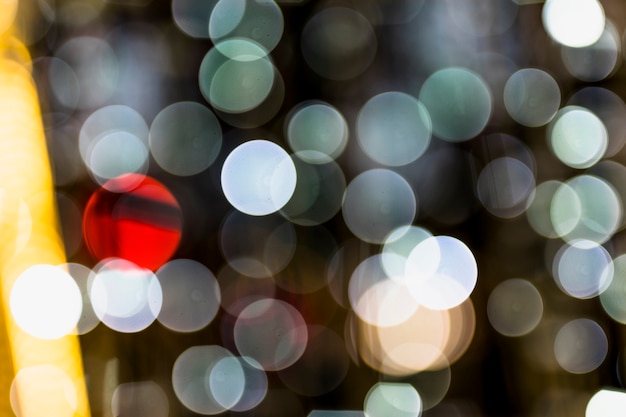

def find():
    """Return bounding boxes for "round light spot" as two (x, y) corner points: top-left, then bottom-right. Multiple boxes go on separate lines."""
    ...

(548, 106), (608, 169)
(405, 236), (478, 310)
(364, 382), (422, 417)
(586, 388), (626, 417)
(208, 355), (245, 409)
(476, 157), (536, 219)
(349, 255), (419, 327)
(357, 91), (431, 166)
(228, 357), (268, 412)
(286, 102), (348, 164)
(156, 259), (221, 333)
(552, 240), (613, 299)
(10, 365), (78, 417)
(221, 140), (297, 216)
(554, 318), (607, 374)
(503, 68), (561, 127)
(233, 298), (307, 371)
(487, 278), (543, 337)
(542, 0), (605, 48)
(342, 169), (416, 244)
(150, 101), (222, 176)
(82, 174), (183, 271)
(61, 263), (99, 335)
(550, 175), (622, 244)
(599, 255), (626, 324)
(301, 7), (377, 81)
(171, 345), (233, 415)
(172, 0), (219, 38)
(10, 264), (82, 339)
(419, 67), (492, 142)
(526, 180), (563, 239)
(198, 40), (275, 114)
(209, 0), (284, 53)
(90, 258), (162, 333)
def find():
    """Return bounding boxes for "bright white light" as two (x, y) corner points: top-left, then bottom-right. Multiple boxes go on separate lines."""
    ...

(10, 264), (82, 339)
(542, 0), (605, 48)
(586, 388), (626, 417)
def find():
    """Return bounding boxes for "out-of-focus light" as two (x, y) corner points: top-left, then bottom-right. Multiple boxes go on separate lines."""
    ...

(111, 381), (169, 417)
(82, 174), (183, 271)
(10, 365), (78, 417)
(405, 236), (478, 311)
(419, 67), (491, 142)
(487, 278), (543, 337)
(476, 156), (535, 219)
(172, 0), (219, 38)
(503, 68), (561, 127)
(364, 382), (422, 417)
(279, 158), (346, 226)
(219, 211), (296, 278)
(227, 357), (268, 412)
(221, 139), (296, 216)
(342, 169), (416, 244)
(209, 0), (284, 54)
(548, 106), (608, 169)
(554, 318), (608, 374)
(286, 101), (348, 164)
(349, 255), (419, 327)
(586, 388), (626, 417)
(550, 175), (621, 244)
(568, 87), (626, 158)
(0, 0), (17, 36)
(199, 39), (275, 114)
(542, 0), (605, 48)
(9, 264), (82, 340)
(599, 255), (626, 324)
(156, 259), (221, 333)
(171, 345), (236, 414)
(207, 355), (245, 409)
(308, 411), (365, 417)
(445, 0), (517, 37)
(233, 298), (308, 371)
(552, 240), (613, 299)
(561, 21), (620, 82)
(90, 258), (162, 333)
(149, 101), (222, 176)
(381, 225), (432, 279)
(301, 7), (376, 81)
(79, 105), (150, 186)
(356, 91), (431, 167)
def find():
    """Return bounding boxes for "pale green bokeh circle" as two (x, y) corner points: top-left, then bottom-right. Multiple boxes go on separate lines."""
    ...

(419, 67), (492, 142)
(526, 180), (563, 239)
(150, 101), (222, 176)
(550, 175), (622, 244)
(600, 254), (626, 323)
(364, 382), (422, 417)
(549, 106), (608, 169)
(357, 91), (431, 166)
(199, 39), (274, 114)
(286, 102), (348, 164)
(503, 68), (561, 127)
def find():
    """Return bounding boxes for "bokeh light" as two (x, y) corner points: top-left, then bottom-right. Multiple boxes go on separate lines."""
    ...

(599, 254), (626, 324)
(542, 0), (605, 48)
(561, 21), (620, 82)
(503, 68), (560, 127)
(10, 264), (82, 339)
(554, 318), (608, 374)
(221, 139), (296, 216)
(364, 382), (422, 417)
(342, 169), (416, 244)
(552, 240), (613, 299)
(487, 278), (543, 337)
(419, 67), (492, 142)
(356, 91), (431, 167)
(586, 388), (626, 417)
(111, 381), (169, 417)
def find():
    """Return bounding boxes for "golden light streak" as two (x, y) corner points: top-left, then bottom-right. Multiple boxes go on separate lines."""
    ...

(0, 16), (91, 417)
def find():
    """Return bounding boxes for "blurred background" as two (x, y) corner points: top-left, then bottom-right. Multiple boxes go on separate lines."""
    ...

(2, 0), (626, 416)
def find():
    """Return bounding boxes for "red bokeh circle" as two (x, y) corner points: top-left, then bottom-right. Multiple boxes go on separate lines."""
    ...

(83, 174), (183, 271)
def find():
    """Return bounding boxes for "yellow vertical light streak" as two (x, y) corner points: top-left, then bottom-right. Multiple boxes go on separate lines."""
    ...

(0, 9), (91, 417)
